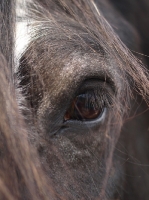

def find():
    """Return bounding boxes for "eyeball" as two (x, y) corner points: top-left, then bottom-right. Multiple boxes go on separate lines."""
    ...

(64, 93), (104, 121)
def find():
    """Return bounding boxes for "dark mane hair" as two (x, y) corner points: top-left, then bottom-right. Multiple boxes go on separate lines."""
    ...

(0, 0), (149, 199)
(25, 0), (149, 101)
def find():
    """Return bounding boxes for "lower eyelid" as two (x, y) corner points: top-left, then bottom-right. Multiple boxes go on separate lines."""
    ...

(63, 107), (107, 126)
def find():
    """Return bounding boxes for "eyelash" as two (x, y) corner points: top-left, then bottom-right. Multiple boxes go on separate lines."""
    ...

(64, 89), (112, 122)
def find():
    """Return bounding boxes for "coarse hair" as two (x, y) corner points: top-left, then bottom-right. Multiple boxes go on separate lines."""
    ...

(0, 0), (149, 199)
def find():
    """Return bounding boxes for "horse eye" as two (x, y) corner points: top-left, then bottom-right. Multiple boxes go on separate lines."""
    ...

(64, 93), (104, 121)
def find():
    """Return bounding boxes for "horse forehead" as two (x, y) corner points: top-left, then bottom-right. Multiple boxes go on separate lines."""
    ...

(16, 0), (128, 95)
(45, 46), (123, 94)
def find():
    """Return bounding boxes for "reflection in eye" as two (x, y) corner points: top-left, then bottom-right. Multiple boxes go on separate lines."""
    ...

(64, 92), (104, 121)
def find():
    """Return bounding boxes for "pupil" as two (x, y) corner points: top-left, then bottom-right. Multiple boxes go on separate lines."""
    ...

(64, 93), (103, 121)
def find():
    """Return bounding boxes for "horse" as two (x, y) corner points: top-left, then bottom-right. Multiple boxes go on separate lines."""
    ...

(0, 0), (149, 199)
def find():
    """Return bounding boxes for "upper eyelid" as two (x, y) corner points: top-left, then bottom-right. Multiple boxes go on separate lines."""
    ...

(74, 78), (116, 98)
(77, 81), (114, 104)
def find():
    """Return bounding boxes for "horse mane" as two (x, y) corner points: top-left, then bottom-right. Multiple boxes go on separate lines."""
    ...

(0, 0), (149, 199)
